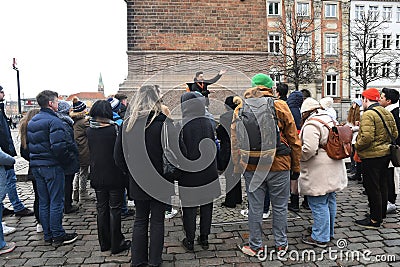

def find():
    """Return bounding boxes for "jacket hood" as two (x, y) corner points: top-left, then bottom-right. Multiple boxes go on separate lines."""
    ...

(69, 110), (87, 121)
(181, 92), (206, 117)
(243, 86), (273, 99)
(287, 91), (304, 109)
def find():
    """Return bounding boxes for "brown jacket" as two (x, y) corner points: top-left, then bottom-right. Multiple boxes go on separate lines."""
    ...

(231, 86), (301, 173)
(69, 110), (90, 167)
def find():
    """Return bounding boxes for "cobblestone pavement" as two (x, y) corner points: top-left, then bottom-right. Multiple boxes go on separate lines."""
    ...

(3, 131), (400, 266)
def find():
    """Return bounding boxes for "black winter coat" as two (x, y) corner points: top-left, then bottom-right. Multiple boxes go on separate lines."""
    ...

(179, 92), (220, 206)
(114, 113), (177, 202)
(216, 110), (234, 171)
(87, 121), (125, 190)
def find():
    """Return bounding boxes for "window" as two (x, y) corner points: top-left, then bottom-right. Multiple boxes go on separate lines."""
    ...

(369, 35), (377, 49)
(355, 5), (365, 20)
(383, 34), (391, 49)
(297, 35), (310, 54)
(268, 2), (280, 15)
(396, 34), (400, 49)
(396, 63), (400, 78)
(369, 63), (378, 77)
(325, 4), (337, 18)
(382, 63), (390, 77)
(397, 7), (400, 22)
(355, 62), (362, 77)
(369, 6), (379, 21)
(383, 7), (392, 21)
(269, 34), (280, 53)
(326, 35), (337, 55)
(326, 74), (337, 96)
(297, 2), (309, 16)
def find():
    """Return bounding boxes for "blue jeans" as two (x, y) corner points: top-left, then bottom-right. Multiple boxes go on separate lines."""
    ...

(6, 168), (25, 213)
(32, 166), (66, 240)
(244, 170), (290, 250)
(0, 168), (9, 249)
(307, 192), (336, 243)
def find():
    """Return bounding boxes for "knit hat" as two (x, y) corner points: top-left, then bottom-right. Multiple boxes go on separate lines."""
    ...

(251, 73), (274, 89)
(72, 97), (87, 113)
(58, 100), (71, 115)
(319, 97), (334, 110)
(352, 98), (362, 107)
(362, 88), (380, 102)
(300, 97), (321, 114)
(107, 97), (121, 113)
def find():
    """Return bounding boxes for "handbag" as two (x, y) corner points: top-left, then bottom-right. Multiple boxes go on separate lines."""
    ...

(371, 109), (400, 167)
(162, 122), (181, 180)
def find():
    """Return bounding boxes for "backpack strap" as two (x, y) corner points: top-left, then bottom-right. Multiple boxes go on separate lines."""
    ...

(308, 117), (336, 130)
(371, 108), (397, 144)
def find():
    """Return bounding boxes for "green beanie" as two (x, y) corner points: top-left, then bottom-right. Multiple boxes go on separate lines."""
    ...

(251, 73), (274, 89)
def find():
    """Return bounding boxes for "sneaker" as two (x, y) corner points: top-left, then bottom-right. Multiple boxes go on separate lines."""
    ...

(64, 205), (79, 214)
(355, 218), (380, 229)
(2, 207), (14, 216)
(2, 223), (16, 236)
(44, 239), (52, 245)
(263, 211), (271, 219)
(240, 209), (249, 217)
(302, 235), (328, 248)
(53, 233), (78, 247)
(127, 200), (135, 207)
(238, 243), (264, 257)
(182, 238), (194, 252)
(0, 242), (16, 255)
(36, 224), (43, 233)
(387, 202), (396, 214)
(14, 208), (34, 217)
(165, 208), (178, 219)
(276, 244), (289, 257)
(197, 235), (209, 250)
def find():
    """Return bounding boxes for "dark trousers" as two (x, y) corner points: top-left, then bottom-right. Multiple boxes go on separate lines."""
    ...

(31, 179), (40, 224)
(224, 163), (242, 207)
(131, 199), (166, 267)
(182, 203), (213, 242)
(64, 174), (74, 211)
(95, 188), (125, 253)
(362, 156), (390, 223)
(387, 168), (397, 204)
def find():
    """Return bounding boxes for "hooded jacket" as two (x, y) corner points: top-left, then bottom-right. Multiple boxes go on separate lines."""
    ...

(286, 91), (303, 131)
(70, 110), (90, 167)
(231, 86), (301, 173)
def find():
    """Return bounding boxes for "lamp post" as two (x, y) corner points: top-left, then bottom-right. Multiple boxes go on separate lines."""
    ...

(12, 58), (22, 115)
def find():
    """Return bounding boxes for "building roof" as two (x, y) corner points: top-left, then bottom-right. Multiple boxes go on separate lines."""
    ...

(66, 92), (105, 101)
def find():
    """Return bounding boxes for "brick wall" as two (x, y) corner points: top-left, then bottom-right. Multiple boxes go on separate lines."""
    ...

(127, 0), (268, 51)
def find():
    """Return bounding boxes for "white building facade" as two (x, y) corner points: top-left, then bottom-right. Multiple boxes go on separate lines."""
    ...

(350, 0), (400, 98)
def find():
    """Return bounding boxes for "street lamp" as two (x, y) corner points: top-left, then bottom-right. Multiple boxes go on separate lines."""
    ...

(12, 58), (22, 115)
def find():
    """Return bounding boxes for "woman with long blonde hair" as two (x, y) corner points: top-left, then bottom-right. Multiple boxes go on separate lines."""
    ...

(346, 99), (362, 181)
(19, 109), (41, 232)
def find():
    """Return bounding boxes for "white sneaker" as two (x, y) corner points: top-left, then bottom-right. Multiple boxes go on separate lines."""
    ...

(240, 209), (249, 217)
(2, 223), (16, 236)
(387, 202), (396, 214)
(165, 208), (178, 219)
(127, 200), (135, 207)
(263, 211), (271, 219)
(36, 224), (43, 233)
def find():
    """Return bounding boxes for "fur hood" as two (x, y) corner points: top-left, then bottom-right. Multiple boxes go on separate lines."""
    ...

(69, 110), (87, 121)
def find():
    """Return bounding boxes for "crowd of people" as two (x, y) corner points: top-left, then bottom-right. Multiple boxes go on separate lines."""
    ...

(0, 73), (399, 266)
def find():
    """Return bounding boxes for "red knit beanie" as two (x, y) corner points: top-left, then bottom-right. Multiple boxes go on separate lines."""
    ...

(362, 88), (380, 102)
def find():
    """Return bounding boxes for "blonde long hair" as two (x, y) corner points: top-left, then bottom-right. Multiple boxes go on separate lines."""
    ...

(125, 85), (163, 131)
(19, 109), (40, 149)
(346, 104), (360, 125)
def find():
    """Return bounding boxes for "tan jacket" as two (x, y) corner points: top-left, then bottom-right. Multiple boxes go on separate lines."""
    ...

(231, 86), (301, 173)
(355, 105), (398, 159)
(298, 111), (347, 196)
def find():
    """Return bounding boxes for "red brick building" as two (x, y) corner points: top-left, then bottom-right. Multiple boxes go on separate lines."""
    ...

(120, 0), (351, 118)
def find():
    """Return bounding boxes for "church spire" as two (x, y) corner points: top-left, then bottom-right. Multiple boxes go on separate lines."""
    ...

(98, 73), (104, 92)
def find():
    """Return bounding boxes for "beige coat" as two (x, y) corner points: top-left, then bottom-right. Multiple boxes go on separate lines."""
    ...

(299, 111), (347, 196)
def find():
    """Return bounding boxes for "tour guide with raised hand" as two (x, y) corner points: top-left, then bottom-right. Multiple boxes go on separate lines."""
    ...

(355, 88), (398, 229)
(232, 73), (301, 257)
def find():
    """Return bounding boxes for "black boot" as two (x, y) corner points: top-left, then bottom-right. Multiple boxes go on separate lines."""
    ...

(197, 235), (209, 250)
(288, 194), (300, 212)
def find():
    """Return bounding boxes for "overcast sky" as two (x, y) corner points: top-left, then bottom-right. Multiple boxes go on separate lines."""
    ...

(0, 0), (127, 101)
